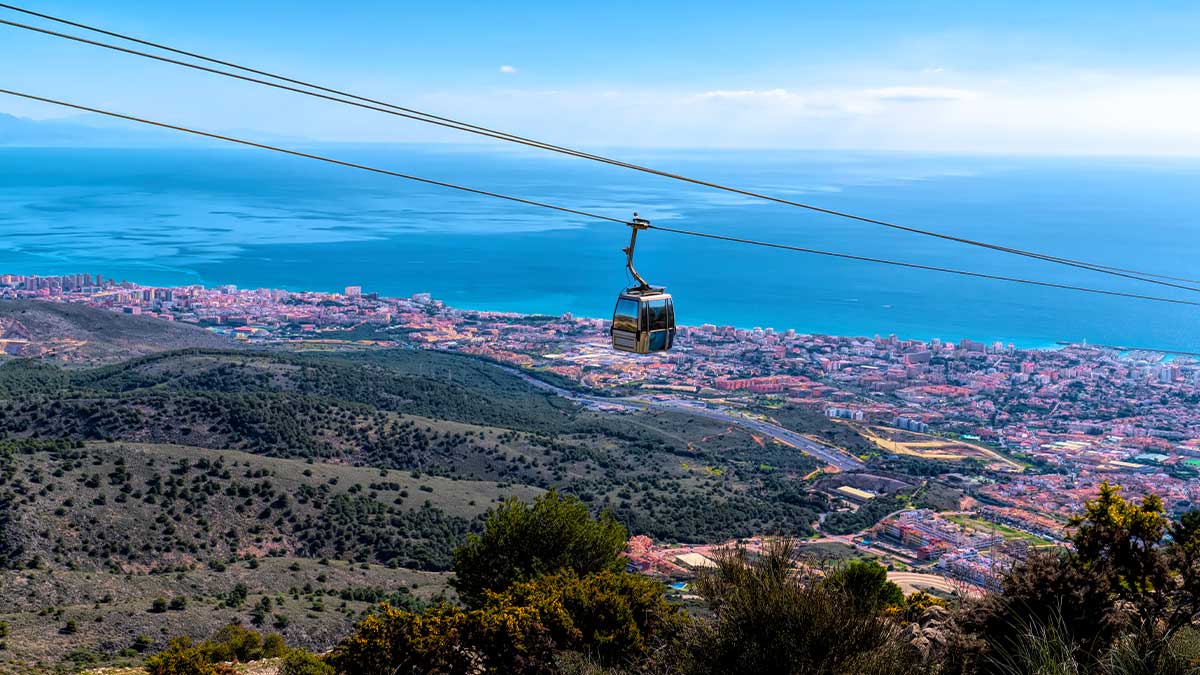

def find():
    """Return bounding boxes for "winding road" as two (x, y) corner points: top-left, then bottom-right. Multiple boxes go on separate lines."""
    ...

(506, 366), (865, 471)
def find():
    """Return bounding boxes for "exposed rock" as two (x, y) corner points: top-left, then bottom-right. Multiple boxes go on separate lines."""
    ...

(906, 604), (956, 663)
(905, 622), (933, 660)
(920, 604), (951, 624)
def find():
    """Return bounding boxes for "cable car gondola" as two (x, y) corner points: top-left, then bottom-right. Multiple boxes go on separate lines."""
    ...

(611, 215), (676, 353)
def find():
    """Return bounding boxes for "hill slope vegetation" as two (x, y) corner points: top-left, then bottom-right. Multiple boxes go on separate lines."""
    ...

(0, 300), (235, 363)
(0, 344), (833, 671)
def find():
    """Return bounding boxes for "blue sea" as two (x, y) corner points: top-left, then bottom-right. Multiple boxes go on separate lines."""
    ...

(1, 145), (1199, 351)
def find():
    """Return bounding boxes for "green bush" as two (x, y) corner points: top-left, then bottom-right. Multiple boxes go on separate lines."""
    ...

(326, 603), (478, 675)
(824, 560), (905, 614)
(206, 623), (263, 662)
(983, 610), (1198, 675)
(262, 632), (287, 658)
(493, 569), (687, 666)
(328, 569), (683, 674)
(962, 482), (1200, 673)
(145, 638), (219, 675)
(145, 625), (285, 674)
(687, 540), (924, 675)
(451, 491), (627, 607)
(279, 648), (335, 675)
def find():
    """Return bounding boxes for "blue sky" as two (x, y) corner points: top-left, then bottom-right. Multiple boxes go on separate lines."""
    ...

(4, 0), (1200, 153)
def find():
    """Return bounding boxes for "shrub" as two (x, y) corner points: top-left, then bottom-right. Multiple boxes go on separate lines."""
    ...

(262, 632), (287, 658)
(492, 569), (687, 666)
(207, 623), (263, 662)
(1071, 482), (1169, 598)
(966, 551), (1125, 666)
(279, 648), (335, 675)
(451, 491), (627, 607)
(145, 638), (219, 675)
(63, 648), (99, 665)
(983, 610), (1197, 675)
(225, 583), (249, 608)
(823, 560), (905, 614)
(687, 540), (924, 675)
(146, 626), (286, 674)
(902, 591), (949, 622)
(962, 483), (1200, 672)
(326, 603), (478, 675)
(984, 611), (1081, 675)
(327, 569), (682, 674)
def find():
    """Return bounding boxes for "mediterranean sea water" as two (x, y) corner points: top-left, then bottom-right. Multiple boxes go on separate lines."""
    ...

(1, 145), (1199, 351)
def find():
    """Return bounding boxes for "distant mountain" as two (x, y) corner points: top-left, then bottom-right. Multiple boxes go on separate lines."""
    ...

(0, 299), (236, 362)
(0, 112), (311, 147)
(0, 111), (177, 147)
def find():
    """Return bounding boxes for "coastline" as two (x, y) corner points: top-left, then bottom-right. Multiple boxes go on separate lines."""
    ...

(0, 270), (1140, 355)
(3, 146), (1200, 353)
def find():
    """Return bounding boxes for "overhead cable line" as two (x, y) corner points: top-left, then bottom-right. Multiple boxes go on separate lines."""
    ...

(649, 225), (1200, 307)
(1, 6), (1198, 291)
(0, 88), (1196, 309)
(0, 89), (627, 225)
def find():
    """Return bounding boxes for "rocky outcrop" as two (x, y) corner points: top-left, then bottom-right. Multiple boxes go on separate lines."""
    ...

(906, 605), (954, 663)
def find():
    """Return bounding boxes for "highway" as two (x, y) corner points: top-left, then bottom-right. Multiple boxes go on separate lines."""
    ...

(646, 399), (865, 470)
(505, 367), (865, 471)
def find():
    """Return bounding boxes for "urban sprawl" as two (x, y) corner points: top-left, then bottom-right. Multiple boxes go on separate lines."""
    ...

(5, 272), (1199, 590)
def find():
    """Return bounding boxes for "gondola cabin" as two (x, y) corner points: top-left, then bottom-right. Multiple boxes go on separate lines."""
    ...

(611, 286), (675, 353)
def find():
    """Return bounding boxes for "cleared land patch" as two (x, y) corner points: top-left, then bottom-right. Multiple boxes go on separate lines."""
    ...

(858, 425), (1023, 471)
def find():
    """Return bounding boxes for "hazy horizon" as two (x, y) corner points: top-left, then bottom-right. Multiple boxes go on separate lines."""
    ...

(5, 1), (1200, 155)
(11, 112), (1200, 161)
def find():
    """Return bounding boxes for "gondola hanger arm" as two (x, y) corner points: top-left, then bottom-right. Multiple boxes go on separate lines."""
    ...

(624, 213), (653, 291)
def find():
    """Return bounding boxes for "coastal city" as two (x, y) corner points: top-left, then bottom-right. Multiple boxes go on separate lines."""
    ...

(6, 2), (1200, 671)
(4, 271), (1199, 590)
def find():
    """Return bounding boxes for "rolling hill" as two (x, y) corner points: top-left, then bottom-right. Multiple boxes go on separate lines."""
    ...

(0, 300), (235, 363)
(0, 317), (833, 671)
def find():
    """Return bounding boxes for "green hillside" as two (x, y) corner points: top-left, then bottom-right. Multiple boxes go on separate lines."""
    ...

(0, 440), (527, 672)
(0, 348), (827, 546)
(0, 554), (443, 674)
(0, 440), (540, 571)
(0, 346), (831, 671)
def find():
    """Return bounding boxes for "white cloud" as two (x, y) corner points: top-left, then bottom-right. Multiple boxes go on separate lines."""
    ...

(61, 68), (1200, 155)
(399, 76), (1200, 155)
(865, 86), (977, 102)
(685, 86), (977, 121)
(499, 65), (517, 74)
(697, 88), (795, 100)
(695, 86), (977, 106)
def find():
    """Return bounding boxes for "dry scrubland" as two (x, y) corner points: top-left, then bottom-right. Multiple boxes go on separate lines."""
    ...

(0, 310), (850, 672)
